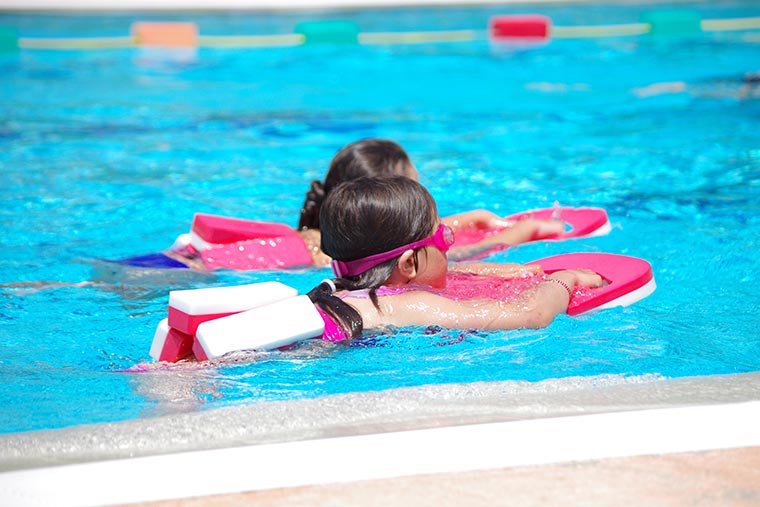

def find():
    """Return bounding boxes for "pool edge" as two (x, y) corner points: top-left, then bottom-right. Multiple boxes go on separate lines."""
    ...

(1, 400), (759, 507)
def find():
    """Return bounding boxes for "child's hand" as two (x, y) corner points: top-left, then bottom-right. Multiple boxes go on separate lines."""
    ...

(551, 269), (604, 289)
(529, 219), (567, 239)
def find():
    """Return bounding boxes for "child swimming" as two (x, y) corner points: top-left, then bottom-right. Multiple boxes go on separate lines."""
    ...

(307, 176), (603, 339)
(298, 138), (567, 264)
(118, 138), (569, 271)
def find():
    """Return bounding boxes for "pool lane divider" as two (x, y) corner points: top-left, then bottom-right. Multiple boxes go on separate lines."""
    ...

(0, 26), (19, 52)
(0, 401), (758, 507)
(489, 14), (551, 44)
(5, 11), (760, 51)
(131, 21), (198, 48)
(295, 19), (360, 44)
(641, 9), (703, 36)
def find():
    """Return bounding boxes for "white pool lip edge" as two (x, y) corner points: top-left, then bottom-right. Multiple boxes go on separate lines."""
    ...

(2, 400), (758, 507)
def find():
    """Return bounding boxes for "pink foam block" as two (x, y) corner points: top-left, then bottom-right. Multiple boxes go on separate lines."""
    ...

(454, 206), (610, 248)
(190, 213), (313, 270)
(529, 253), (656, 316)
(149, 319), (194, 362)
(167, 281), (298, 335)
(489, 15), (551, 40)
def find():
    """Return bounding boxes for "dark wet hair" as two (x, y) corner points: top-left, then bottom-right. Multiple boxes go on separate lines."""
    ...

(307, 176), (438, 340)
(298, 139), (414, 230)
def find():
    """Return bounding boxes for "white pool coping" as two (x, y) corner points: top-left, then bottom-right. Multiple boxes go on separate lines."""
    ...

(1, 400), (758, 507)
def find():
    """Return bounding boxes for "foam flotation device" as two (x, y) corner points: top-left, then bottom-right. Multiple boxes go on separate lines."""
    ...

(194, 295), (325, 360)
(529, 252), (656, 316)
(190, 213), (313, 270)
(149, 281), (297, 362)
(453, 206), (611, 248)
(150, 318), (194, 362)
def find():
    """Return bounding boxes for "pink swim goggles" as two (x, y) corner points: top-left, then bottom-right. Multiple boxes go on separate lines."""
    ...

(331, 224), (455, 278)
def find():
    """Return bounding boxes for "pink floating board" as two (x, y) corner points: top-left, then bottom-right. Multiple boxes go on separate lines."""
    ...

(149, 318), (194, 362)
(190, 213), (313, 270)
(191, 213), (295, 246)
(167, 281), (298, 335)
(528, 253), (656, 316)
(453, 206), (611, 248)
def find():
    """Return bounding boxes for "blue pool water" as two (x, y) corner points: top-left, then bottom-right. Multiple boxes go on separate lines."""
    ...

(1, 1), (759, 435)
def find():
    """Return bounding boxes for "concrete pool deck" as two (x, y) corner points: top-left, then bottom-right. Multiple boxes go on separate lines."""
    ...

(138, 447), (760, 507)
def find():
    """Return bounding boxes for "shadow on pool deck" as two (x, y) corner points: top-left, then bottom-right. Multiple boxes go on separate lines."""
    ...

(130, 447), (760, 507)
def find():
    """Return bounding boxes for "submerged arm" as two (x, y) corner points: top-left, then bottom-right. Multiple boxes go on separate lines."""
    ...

(443, 211), (566, 261)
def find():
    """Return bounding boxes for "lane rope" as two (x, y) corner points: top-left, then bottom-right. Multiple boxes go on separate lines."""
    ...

(9, 15), (760, 51)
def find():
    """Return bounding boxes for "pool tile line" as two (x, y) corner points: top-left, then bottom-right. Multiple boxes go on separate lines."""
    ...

(1, 401), (758, 507)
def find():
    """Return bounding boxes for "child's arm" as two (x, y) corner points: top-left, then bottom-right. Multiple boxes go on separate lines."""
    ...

(449, 262), (543, 279)
(297, 228), (332, 267)
(442, 209), (507, 232)
(443, 211), (566, 261)
(480, 219), (566, 245)
(349, 269), (602, 331)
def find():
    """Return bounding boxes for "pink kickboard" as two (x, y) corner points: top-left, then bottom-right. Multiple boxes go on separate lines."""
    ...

(200, 234), (312, 270)
(192, 213), (295, 244)
(191, 213), (313, 270)
(453, 207), (610, 247)
(149, 319), (194, 362)
(528, 253), (656, 316)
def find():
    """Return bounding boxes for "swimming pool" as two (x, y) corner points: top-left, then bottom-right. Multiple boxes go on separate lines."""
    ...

(1, 0), (759, 459)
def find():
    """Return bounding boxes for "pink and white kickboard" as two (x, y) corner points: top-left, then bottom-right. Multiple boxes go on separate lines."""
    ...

(529, 252), (656, 316)
(189, 213), (312, 270)
(149, 318), (194, 362)
(453, 206), (611, 247)
(167, 281), (298, 335)
(194, 295), (325, 360)
(190, 213), (296, 249)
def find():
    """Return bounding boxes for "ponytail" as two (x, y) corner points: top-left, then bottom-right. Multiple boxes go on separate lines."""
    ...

(298, 180), (326, 230)
(307, 281), (363, 340)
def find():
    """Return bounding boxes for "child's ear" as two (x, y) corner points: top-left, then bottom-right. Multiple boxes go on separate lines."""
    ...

(396, 249), (418, 280)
